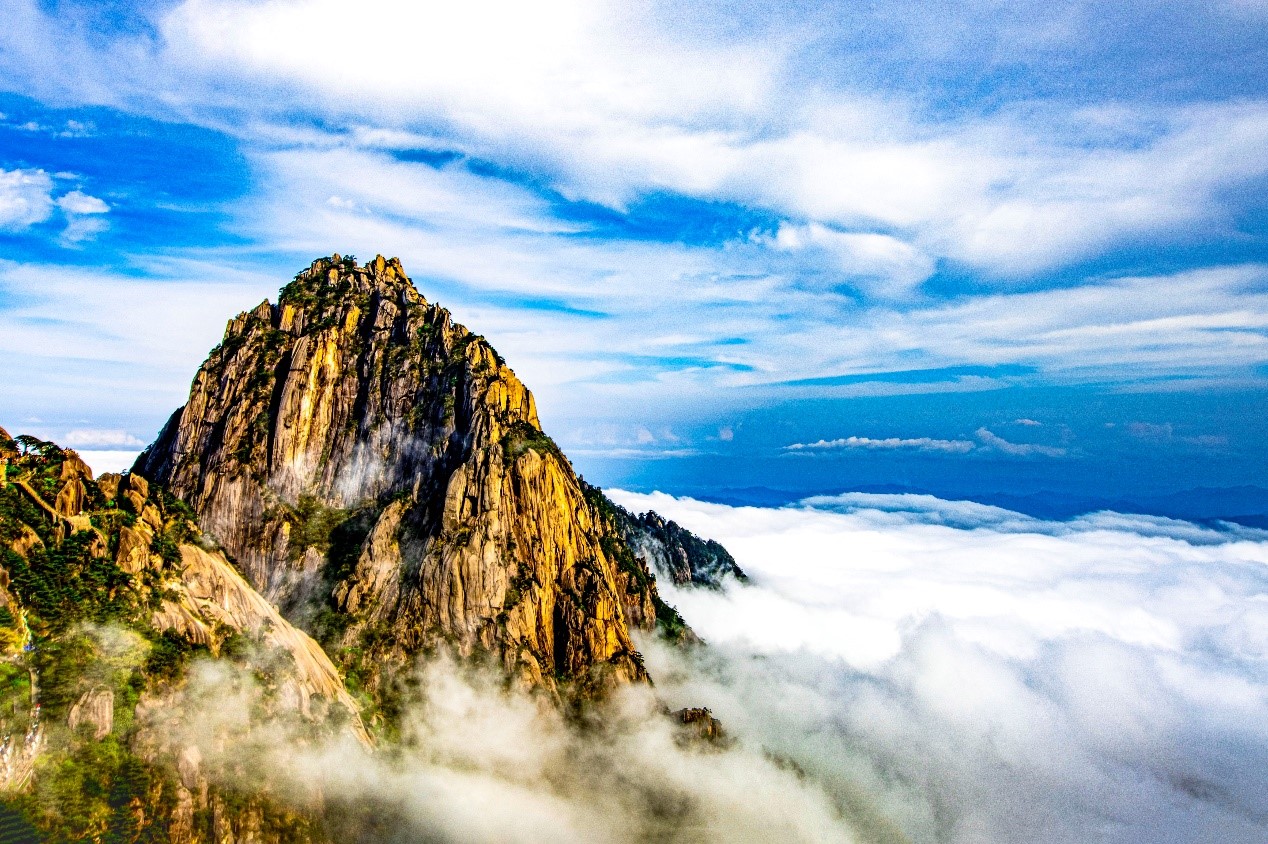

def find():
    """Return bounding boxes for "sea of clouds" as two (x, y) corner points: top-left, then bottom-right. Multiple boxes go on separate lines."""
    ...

(611, 490), (1268, 844)
(138, 488), (1268, 843)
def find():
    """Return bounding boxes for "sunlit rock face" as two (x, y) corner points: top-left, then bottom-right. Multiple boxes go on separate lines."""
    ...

(136, 255), (667, 700)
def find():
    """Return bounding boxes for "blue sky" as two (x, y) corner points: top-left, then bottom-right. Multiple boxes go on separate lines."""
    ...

(1, 0), (1266, 505)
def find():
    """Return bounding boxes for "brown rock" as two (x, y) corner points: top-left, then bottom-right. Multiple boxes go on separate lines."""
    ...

(7, 523), (43, 558)
(59, 450), (93, 482)
(117, 523), (156, 573)
(673, 707), (729, 746)
(124, 472), (150, 500)
(153, 543), (368, 741)
(68, 687), (114, 740)
(54, 477), (86, 516)
(97, 472), (122, 501)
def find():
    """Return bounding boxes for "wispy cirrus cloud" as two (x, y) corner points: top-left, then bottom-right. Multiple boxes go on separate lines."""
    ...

(974, 427), (1067, 457)
(0, 0), (1264, 494)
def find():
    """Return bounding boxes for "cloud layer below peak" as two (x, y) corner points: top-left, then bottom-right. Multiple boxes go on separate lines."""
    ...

(615, 490), (1268, 844)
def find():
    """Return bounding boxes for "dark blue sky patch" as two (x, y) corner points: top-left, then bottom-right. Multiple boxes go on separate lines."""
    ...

(36, 0), (177, 38)
(466, 292), (611, 319)
(571, 383), (1268, 502)
(390, 148), (465, 168)
(553, 192), (782, 247)
(385, 146), (780, 248)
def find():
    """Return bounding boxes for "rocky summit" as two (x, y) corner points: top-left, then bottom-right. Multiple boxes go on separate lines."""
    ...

(133, 255), (707, 707)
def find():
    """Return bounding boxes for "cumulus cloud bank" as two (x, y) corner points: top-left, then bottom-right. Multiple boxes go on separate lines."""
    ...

(786, 436), (976, 454)
(785, 428), (1066, 457)
(613, 490), (1268, 844)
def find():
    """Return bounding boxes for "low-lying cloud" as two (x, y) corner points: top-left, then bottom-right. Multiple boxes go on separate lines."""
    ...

(612, 489), (1268, 844)
(151, 651), (873, 843)
(785, 428), (1066, 458)
(786, 436), (976, 454)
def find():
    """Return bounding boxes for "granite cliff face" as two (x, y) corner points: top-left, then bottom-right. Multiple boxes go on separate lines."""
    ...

(135, 255), (680, 706)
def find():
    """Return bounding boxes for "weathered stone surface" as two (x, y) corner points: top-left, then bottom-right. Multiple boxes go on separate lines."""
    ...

(68, 687), (114, 740)
(156, 543), (366, 734)
(54, 476), (86, 516)
(673, 706), (729, 746)
(1, 431), (363, 840)
(7, 522), (43, 558)
(136, 255), (667, 699)
(97, 472), (121, 500)
(116, 522), (155, 573)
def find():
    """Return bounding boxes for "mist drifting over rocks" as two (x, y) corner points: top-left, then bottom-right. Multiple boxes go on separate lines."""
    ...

(614, 490), (1268, 844)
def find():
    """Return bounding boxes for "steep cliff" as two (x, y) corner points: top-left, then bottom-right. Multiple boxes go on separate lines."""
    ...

(0, 431), (360, 842)
(134, 255), (680, 710)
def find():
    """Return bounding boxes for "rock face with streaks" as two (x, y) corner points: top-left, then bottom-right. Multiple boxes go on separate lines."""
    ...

(135, 255), (680, 702)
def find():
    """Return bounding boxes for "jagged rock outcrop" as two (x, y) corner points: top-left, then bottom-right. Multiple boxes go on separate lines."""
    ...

(135, 255), (673, 701)
(673, 707), (729, 746)
(596, 489), (747, 589)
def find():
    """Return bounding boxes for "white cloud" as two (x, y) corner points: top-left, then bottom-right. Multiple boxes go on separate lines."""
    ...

(611, 489), (1268, 844)
(0, 168), (55, 229)
(61, 428), (145, 448)
(975, 426), (1067, 457)
(0, 259), (280, 430)
(56, 189), (109, 215)
(767, 222), (936, 298)
(2, 1), (1267, 439)
(143, 0), (1268, 278)
(74, 449), (142, 475)
(0, 168), (109, 243)
(781, 429), (1070, 457)
(4, 0), (1268, 281)
(785, 435), (976, 454)
(148, 647), (870, 843)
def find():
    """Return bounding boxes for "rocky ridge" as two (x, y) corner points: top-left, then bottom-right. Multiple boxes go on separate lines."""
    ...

(0, 256), (752, 842)
(0, 428), (359, 841)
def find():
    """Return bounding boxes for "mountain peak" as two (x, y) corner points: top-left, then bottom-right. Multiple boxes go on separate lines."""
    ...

(134, 255), (677, 713)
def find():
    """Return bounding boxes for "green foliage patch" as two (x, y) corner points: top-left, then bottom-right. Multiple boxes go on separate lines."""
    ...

(500, 421), (566, 467)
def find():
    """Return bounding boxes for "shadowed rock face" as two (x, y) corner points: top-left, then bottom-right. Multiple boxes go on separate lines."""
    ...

(136, 255), (664, 698)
